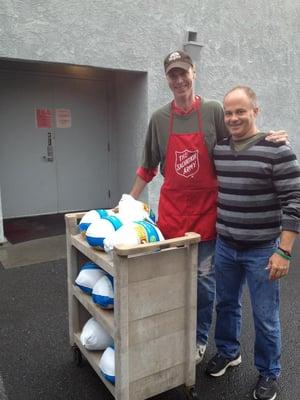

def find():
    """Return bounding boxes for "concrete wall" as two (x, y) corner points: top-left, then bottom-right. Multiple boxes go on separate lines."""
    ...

(1, 0), (299, 214)
(194, 0), (300, 148)
(111, 71), (148, 204)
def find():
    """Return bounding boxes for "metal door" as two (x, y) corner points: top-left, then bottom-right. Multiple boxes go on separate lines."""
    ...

(0, 73), (58, 217)
(0, 71), (109, 218)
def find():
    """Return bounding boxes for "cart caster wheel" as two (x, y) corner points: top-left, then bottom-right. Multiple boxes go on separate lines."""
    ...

(186, 386), (198, 400)
(72, 345), (83, 366)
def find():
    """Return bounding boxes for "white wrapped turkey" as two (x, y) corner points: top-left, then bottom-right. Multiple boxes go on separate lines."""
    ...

(79, 209), (116, 236)
(75, 262), (106, 295)
(80, 317), (113, 350)
(117, 194), (156, 223)
(99, 346), (115, 385)
(92, 275), (114, 309)
(103, 220), (164, 252)
(85, 215), (125, 250)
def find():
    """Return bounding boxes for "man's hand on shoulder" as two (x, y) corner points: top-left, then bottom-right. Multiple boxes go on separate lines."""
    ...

(265, 130), (289, 144)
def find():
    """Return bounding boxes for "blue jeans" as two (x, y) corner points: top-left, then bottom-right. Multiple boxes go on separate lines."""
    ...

(214, 237), (281, 378)
(197, 240), (216, 345)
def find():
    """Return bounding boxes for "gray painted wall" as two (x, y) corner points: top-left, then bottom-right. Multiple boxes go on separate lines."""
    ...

(1, 0), (299, 213)
(112, 71), (148, 204)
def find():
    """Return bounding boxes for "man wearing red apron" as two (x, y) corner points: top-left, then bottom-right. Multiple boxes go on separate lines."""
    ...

(130, 50), (228, 364)
(158, 96), (217, 241)
(129, 50), (286, 365)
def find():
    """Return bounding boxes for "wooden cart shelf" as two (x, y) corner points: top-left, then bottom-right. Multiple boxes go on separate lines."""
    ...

(73, 285), (115, 337)
(66, 212), (200, 400)
(73, 332), (115, 395)
(70, 233), (115, 276)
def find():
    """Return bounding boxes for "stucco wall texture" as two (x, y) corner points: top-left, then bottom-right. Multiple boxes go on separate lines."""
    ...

(1, 0), (299, 209)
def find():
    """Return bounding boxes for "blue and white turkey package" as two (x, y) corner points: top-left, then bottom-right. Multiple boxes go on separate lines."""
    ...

(117, 194), (156, 223)
(79, 209), (116, 236)
(103, 220), (164, 252)
(75, 262), (106, 295)
(92, 274), (114, 309)
(85, 215), (125, 250)
(99, 346), (115, 384)
(80, 317), (113, 350)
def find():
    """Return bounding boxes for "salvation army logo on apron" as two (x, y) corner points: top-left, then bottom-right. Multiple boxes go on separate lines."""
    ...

(175, 149), (199, 178)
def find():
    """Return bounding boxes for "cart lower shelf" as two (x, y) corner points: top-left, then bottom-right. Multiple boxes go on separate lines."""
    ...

(73, 332), (115, 395)
(72, 333), (199, 400)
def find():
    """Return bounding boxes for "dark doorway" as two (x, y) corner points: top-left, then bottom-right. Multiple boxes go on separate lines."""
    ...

(3, 213), (65, 244)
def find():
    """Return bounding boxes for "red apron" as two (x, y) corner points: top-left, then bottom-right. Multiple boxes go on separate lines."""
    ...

(157, 97), (217, 240)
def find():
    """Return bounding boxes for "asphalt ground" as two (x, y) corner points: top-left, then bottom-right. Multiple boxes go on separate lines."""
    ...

(0, 239), (299, 400)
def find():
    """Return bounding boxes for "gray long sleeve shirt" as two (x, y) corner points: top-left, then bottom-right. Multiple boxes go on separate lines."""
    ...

(213, 135), (300, 246)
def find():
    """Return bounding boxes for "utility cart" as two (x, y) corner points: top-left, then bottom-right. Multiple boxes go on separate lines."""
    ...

(65, 212), (200, 400)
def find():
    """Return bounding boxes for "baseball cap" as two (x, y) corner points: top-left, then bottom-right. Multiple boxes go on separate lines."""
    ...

(164, 50), (194, 74)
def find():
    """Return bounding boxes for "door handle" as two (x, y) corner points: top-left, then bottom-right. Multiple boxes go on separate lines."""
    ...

(42, 132), (54, 162)
(42, 153), (53, 162)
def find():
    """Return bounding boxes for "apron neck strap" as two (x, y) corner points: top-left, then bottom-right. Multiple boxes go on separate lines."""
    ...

(169, 96), (203, 135)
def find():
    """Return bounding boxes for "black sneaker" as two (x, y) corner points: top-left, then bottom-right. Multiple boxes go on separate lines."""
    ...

(253, 375), (278, 400)
(206, 353), (242, 377)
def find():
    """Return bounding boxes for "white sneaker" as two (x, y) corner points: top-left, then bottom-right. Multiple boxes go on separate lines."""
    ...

(196, 343), (207, 364)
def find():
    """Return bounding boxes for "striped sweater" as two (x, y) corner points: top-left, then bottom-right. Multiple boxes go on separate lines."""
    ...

(213, 136), (300, 246)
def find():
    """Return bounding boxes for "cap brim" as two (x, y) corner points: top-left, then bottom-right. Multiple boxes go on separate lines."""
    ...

(165, 61), (191, 74)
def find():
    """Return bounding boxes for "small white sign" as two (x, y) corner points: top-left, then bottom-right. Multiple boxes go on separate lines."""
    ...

(56, 108), (72, 128)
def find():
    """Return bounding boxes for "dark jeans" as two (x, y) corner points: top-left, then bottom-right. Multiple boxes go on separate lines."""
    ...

(214, 237), (281, 378)
(197, 240), (216, 345)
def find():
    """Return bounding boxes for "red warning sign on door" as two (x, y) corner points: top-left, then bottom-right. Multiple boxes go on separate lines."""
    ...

(36, 108), (52, 128)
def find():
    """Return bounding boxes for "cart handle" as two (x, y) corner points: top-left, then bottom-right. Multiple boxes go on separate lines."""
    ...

(113, 232), (201, 256)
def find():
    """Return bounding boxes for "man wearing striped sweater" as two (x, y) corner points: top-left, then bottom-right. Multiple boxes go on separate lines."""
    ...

(206, 86), (300, 400)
